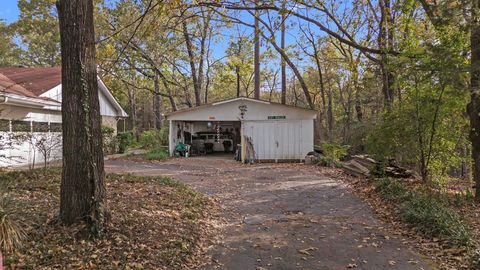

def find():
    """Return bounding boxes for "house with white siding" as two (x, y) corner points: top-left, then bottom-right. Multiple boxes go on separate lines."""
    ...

(0, 67), (127, 167)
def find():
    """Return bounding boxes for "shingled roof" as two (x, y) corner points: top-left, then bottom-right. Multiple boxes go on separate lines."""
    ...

(0, 72), (38, 98)
(0, 67), (62, 97)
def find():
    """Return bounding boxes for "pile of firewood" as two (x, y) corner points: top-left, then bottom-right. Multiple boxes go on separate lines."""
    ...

(341, 155), (417, 179)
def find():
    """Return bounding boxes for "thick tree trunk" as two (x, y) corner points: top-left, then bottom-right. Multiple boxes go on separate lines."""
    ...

(280, 1), (286, 104)
(254, 1), (261, 99)
(469, 0), (480, 200)
(57, 0), (106, 234)
(153, 72), (162, 130)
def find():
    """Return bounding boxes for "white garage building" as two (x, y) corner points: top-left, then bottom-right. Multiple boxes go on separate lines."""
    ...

(166, 97), (316, 162)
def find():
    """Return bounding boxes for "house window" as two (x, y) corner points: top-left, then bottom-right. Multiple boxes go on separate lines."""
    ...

(32, 122), (49, 132)
(50, 123), (62, 132)
(0, 120), (10, 132)
(11, 120), (31, 132)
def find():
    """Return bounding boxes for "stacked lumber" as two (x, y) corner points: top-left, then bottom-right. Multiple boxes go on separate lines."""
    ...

(341, 159), (371, 177)
(341, 155), (416, 179)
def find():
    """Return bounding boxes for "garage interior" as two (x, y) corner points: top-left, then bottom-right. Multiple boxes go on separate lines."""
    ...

(170, 120), (241, 158)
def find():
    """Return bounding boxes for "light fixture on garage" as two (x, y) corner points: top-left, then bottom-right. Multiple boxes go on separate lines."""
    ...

(207, 122), (213, 129)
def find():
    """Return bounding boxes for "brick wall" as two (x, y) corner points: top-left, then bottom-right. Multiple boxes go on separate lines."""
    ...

(102, 116), (118, 133)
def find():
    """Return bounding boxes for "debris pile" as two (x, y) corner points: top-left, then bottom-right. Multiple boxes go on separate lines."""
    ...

(305, 150), (323, 165)
(340, 155), (416, 179)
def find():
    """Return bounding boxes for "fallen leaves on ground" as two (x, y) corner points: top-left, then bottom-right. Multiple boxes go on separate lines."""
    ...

(0, 169), (219, 269)
(290, 163), (478, 270)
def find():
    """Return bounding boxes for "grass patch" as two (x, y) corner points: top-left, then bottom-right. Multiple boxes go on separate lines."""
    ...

(375, 179), (473, 248)
(0, 168), (217, 269)
(0, 198), (25, 253)
(145, 149), (169, 160)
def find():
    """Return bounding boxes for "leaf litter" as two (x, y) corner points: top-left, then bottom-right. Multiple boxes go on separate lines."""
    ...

(0, 169), (220, 269)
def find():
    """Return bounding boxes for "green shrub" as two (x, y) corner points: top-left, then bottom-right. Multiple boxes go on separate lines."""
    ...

(314, 156), (341, 167)
(365, 98), (467, 183)
(375, 179), (412, 202)
(158, 127), (169, 145)
(139, 130), (162, 150)
(399, 194), (472, 247)
(116, 132), (133, 154)
(321, 143), (350, 161)
(375, 179), (472, 247)
(145, 149), (169, 160)
(101, 125), (117, 155)
(101, 125), (115, 136)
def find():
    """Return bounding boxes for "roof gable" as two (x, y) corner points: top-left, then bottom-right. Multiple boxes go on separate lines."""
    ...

(167, 97), (316, 121)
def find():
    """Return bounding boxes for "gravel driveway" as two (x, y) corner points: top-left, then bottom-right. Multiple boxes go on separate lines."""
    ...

(105, 156), (434, 270)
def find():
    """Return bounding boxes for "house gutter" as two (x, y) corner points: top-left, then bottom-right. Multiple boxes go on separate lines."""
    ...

(0, 93), (61, 109)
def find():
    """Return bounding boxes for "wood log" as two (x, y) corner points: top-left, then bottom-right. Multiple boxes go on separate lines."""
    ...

(351, 155), (378, 171)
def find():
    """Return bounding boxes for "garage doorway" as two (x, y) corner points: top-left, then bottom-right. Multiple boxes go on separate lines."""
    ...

(170, 120), (241, 158)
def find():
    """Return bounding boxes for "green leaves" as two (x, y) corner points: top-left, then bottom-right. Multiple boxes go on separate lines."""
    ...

(13, 0), (61, 66)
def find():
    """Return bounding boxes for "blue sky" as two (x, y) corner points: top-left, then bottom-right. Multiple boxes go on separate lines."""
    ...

(0, 0), (20, 23)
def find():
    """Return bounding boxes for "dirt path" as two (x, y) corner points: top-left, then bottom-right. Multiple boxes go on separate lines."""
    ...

(105, 156), (435, 270)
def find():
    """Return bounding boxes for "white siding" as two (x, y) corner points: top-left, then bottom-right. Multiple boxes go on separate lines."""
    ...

(39, 84), (62, 102)
(40, 85), (121, 117)
(99, 89), (120, 117)
(0, 132), (62, 167)
(243, 119), (313, 161)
